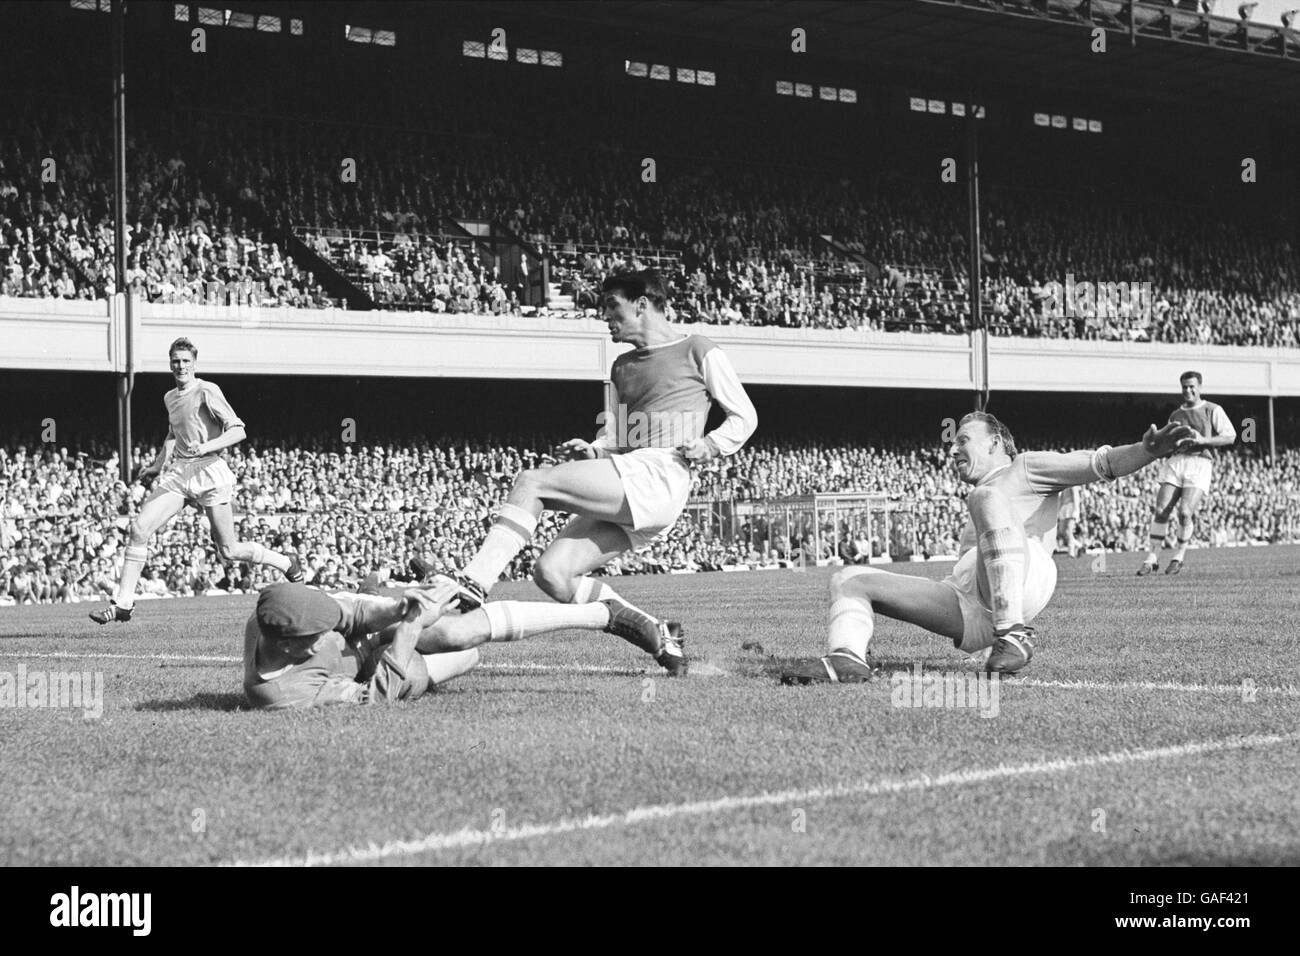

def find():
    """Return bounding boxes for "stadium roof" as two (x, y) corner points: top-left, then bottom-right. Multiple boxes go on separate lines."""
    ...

(424, 0), (1300, 119)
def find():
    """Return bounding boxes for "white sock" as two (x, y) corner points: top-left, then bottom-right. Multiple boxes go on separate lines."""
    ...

(1146, 520), (1169, 562)
(828, 596), (873, 660)
(482, 600), (610, 642)
(979, 528), (1026, 633)
(114, 546), (148, 610)
(422, 647), (480, 686)
(463, 504), (537, 590)
(1174, 519), (1192, 561)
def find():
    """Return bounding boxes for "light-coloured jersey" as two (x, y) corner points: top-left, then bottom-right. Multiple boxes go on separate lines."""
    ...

(242, 593), (400, 710)
(165, 378), (244, 461)
(594, 334), (757, 456)
(958, 448), (1122, 557)
(1167, 401), (1233, 461)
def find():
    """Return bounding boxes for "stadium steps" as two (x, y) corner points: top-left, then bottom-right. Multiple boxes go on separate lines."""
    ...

(283, 230), (376, 311)
(547, 283), (575, 310)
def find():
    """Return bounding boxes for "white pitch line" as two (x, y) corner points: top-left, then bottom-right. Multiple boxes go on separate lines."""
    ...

(224, 729), (1300, 867)
(0, 650), (241, 663)
(0, 652), (1295, 696)
(1011, 676), (1300, 698)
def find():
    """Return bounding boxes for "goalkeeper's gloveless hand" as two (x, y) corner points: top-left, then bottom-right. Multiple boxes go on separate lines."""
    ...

(1142, 422), (1196, 458)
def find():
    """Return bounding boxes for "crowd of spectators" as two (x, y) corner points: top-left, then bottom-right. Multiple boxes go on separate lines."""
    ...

(305, 231), (519, 314)
(5, 105), (1298, 345)
(2, 432), (1296, 606)
(0, 106), (331, 308)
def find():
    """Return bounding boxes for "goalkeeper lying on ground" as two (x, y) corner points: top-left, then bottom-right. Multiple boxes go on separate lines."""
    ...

(781, 413), (1195, 683)
(243, 579), (478, 710)
(244, 574), (683, 710)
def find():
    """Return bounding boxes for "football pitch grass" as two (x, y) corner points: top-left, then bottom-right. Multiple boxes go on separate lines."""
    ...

(2, 546), (1298, 867)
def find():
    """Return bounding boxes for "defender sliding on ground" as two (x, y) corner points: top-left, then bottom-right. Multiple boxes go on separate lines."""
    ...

(782, 412), (1194, 683)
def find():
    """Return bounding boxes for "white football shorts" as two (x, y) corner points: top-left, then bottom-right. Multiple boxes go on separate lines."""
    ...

(942, 537), (1057, 653)
(608, 447), (693, 549)
(1156, 455), (1213, 494)
(150, 455), (236, 507)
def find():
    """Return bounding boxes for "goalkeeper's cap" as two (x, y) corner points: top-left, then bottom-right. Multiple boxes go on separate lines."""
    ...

(256, 583), (342, 640)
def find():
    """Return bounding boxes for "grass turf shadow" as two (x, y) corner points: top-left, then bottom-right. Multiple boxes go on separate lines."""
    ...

(136, 692), (246, 712)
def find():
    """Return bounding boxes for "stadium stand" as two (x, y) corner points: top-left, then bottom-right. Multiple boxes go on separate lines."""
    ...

(3, 102), (1298, 343)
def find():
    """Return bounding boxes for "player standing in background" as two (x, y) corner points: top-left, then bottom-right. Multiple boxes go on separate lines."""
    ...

(1056, 485), (1082, 558)
(780, 412), (1194, 682)
(1137, 371), (1236, 576)
(417, 270), (758, 676)
(90, 337), (303, 624)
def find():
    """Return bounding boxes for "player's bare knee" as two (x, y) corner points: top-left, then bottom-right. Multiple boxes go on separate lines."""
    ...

(513, 468), (547, 499)
(217, 542), (237, 562)
(532, 557), (576, 603)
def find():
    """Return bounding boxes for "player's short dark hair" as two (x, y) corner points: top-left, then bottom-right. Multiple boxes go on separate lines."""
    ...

(601, 269), (669, 312)
(1180, 370), (1202, 385)
(959, 411), (1018, 458)
(168, 336), (198, 359)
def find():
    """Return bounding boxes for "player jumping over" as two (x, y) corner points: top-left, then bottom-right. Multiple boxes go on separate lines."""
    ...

(780, 412), (1194, 682)
(90, 337), (303, 625)
(416, 269), (757, 676)
(1136, 371), (1236, 576)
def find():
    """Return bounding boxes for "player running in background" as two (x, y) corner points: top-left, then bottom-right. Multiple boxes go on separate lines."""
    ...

(781, 412), (1193, 682)
(416, 269), (757, 676)
(90, 337), (303, 624)
(1137, 371), (1236, 576)
(244, 579), (478, 710)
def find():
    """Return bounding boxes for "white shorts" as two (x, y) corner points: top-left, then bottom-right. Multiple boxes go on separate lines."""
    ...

(942, 538), (1057, 653)
(609, 448), (693, 549)
(151, 456), (236, 507)
(1156, 456), (1212, 494)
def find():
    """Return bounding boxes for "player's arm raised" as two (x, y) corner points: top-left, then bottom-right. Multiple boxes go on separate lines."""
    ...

(1022, 422), (1196, 489)
(679, 347), (757, 462)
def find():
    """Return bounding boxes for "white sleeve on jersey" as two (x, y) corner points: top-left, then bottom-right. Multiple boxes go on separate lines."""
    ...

(1210, 403), (1236, 439)
(1021, 441), (1157, 491)
(700, 348), (758, 457)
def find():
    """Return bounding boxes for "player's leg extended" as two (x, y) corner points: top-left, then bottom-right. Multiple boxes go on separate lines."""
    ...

(429, 515), (684, 670)
(969, 484), (1035, 673)
(205, 502), (299, 580)
(534, 516), (683, 668)
(420, 647), (480, 687)
(460, 459), (632, 597)
(1140, 483), (1180, 573)
(1168, 485), (1204, 573)
(90, 489), (186, 623)
(797, 565), (965, 683)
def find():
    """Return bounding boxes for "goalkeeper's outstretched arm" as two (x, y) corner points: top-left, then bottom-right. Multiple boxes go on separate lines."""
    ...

(1021, 422), (1196, 490)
